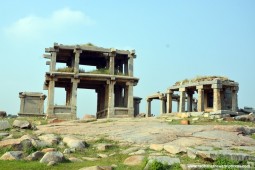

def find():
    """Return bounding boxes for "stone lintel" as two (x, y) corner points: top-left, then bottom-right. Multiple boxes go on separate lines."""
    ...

(179, 88), (186, 92)
(45, 47), (59, 53)
(211, 83), (222, 89)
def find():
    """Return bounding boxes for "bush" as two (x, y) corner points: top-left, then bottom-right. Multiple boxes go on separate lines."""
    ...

(149, 160), (172, 170)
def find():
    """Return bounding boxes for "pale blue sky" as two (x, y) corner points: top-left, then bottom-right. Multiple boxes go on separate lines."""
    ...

(0, 0), (254, 118)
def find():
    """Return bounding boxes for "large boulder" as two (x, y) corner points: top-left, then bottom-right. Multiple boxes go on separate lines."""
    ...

(123, 155), (145, 166)
(0, 151), (23, 160)
(0, 111), (7, 118)
(39, 151), (65, 164)
(13, 119), (31, 129)
(0, 120), (11, 130)
(38, 134), (60, 146)
(63, 136), (85, 149)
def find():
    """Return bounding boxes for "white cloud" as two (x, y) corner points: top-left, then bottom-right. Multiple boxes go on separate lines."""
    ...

(4, 8), (93, 41)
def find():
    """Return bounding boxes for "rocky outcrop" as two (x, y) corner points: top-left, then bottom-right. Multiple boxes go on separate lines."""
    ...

(0, 120), (11, 130)
(38, 134), (60, 146)
(144, 156), (180, 170)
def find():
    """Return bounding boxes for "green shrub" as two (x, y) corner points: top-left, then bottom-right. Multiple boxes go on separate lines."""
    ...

(87, 68), (109, 74)
(149, 160), (172, 170)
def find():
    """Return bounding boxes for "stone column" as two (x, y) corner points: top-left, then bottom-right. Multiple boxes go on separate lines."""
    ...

(65, 86), (71, 106)
(212, 84), (222, 112)
(124, 86), (128, 107)
(127, 82), (134, 116)
(71, 78), (80, 117)
(128, 50), (135, 77)
(47, 78), (56, 115)
(109, 49), (116, 75)
(167, 90), (173, 113)
(187, 91), (194, 112)
(179, 88), (186, 112)
(146, 99), (152, 117)
(50, 51), (57, 72)
(196, 85), (204, 112)
(124, 58), (128, 75)
(107, 80), (115, 118)
(177, 99), (180, 112)
(74, 48), (82, 73)
(232, 87), (239, 112)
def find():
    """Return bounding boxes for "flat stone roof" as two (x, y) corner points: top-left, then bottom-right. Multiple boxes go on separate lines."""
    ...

(169, 76), (238, 90)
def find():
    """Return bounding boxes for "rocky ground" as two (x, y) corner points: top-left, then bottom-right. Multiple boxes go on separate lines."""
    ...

(1, 117), (255, 169)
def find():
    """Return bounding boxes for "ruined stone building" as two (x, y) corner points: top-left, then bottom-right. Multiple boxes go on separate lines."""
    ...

(43, 43), (139, 119)
(146, 76), (239, 116)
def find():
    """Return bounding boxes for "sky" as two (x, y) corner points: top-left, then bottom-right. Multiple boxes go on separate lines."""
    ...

(0, 0), (254, 118)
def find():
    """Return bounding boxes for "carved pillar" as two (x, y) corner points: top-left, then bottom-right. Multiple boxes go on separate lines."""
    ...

(71, 78), (80, 117)
(187, 91), (194, 112)
(74, 48), (82, 73)
(50, 51), (57, 72)
(107, 80), (115, 118)
(232, 86), (239, 112)
(177, 99), (180, 112)
(196, 85), (204, 112)
(127, 82), (134, 116)
(128, 51), (135, 77)
(65, 86), (71, 106)
(47, 78), (56, 115)
(212, 83), (222, 112)
(147, 99), (152, 117)
(179, 88), (186, 112)
(109, 49), (116, 75)
(167, 90), (173, 113)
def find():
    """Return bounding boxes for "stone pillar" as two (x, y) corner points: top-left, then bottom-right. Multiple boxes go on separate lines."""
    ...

(109, 49), (116, 75)
(47, 78), (56, 115)
(232, 87), (238, 112)
(74, 48), (82, 73)
(65, 86), (71, 106)
(179, 88), (186, 112)
(212, 84), (222, 112)
(187, 91), (194, 112)
(196, 85), (204, 112)
(177, 99), (180, 112)
(128, 50), (135, 76)
(146, 99), (152, 117)
(71, 78), (80, 117)
(107, 80), (115, 118)
(124, 58), (128, 75)
(50, 51), (57, 72)
(167, 90), (173, 113)
(160, 99), (166, 114)
(39, 94), (46, 114)
(127, 82), (134, 116)
(124, 86), (128, 107)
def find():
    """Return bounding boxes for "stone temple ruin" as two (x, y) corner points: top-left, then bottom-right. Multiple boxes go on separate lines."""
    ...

(42, 43), (140, 119)
(147, 76), (239, 116)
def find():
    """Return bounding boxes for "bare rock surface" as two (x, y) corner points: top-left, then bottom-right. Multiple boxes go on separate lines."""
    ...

(36, 118), (255, 149)
(25, 151), (44, 161)
(38, 134), (60, 146)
